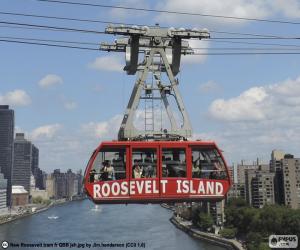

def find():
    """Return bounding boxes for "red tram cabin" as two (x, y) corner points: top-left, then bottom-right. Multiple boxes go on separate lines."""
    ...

(84, 141), (231, 204)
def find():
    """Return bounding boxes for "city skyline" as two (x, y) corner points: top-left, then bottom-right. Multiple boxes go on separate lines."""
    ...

(1, 1), (300, 172)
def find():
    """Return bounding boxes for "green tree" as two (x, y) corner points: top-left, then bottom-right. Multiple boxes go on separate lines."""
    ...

(258, 205), (285, 236)
(258, 242), (270, 250)
(219, 227), (237, 239)
(246, 232), (263, 249)
(32, 196), (43, 204)
(197, 212), (214, 231)
(227, 197), (247, 207)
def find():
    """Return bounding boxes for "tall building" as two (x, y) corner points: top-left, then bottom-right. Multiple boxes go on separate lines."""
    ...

(227, 165), (234, 184)
(245, 164), (270, 206)
(281, 156), (300, 209)
(270, 150), (285, 204)
(251, 170), (275, 208)
(226, 183), (245, 201)
(66, 169), (77, 199)
(31, 144), (43, 189)
(53, 169), (67, 199)
(0, 173), (8, 213)
(76, 170), (83, 195)
(201, 201), (225, 226)
(237, 163), (259, 184)
(48, 169), (83, 200)
(270, 150), (285, 172)
(0, 105), (14, 207)
(236, 163), (260, 203)
(12, 133), (32, 193)
(46, 174), (55, 199)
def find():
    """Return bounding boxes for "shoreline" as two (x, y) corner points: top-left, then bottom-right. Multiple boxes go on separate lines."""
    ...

(169, 215), (245, 250)
(0, 197), (86, 225)
(159, 204), (245, 250)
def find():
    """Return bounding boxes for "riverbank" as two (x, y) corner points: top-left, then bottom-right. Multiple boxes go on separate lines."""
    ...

(0, 196), (86, 225)
(170, 215), (245, 250)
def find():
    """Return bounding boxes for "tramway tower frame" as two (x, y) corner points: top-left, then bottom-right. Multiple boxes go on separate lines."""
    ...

(100, 24), (210, 141)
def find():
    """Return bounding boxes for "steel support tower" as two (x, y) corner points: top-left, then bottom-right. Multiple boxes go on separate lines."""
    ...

(100, 24), (210, 141)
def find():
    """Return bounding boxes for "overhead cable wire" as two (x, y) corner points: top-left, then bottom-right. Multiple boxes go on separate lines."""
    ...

(192, 52), (300, 55)
(209, 37), (300, 40)
(0, 39), (99, 50)
(201, 39), (300, 48)
(3, 35), (300, 51)
(1, 20), (300, 40)
(0, 20), (106, 34)
(0, 10), (298, 39)
(0, 11), (138, 26)
(0, 36), (99, 46)
(37, 0), (300, 25)
(2, 38), (300, 55)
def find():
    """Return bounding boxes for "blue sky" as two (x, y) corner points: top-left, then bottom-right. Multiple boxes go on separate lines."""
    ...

(1, 0), (300, 172)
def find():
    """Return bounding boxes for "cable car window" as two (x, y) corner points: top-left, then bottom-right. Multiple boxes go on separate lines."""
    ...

(191, 148), (227, 180)
(89, 148), (126, 182)
(162, 148), (186, 177)
(132, 148), (157, 178)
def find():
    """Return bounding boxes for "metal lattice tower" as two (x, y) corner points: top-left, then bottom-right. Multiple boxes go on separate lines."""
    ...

(100, 24), (210, 141)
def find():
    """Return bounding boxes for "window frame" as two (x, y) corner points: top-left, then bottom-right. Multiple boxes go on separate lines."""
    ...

(130, 146), (159, 180)
(161, 146), (189, 178)
(89, 145), (129, 182)
(190, 146), (228, 180)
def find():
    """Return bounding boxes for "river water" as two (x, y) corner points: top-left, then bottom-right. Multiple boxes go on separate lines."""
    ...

(0, 200), (225, 250)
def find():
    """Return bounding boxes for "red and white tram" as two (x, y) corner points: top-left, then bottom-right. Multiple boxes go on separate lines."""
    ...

(84, 141), (231, 204)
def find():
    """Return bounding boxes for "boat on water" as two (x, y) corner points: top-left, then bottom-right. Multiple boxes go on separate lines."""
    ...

(91, 205), (100, 211)
(48, 215), (59, 220)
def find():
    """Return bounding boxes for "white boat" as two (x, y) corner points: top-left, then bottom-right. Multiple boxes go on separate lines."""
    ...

(48, 215), (59, 220)
(91, 205), (101, 212)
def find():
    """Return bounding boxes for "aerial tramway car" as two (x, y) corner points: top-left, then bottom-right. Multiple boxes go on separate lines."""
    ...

(84, 141), (231, 204)
(84, 24), (232, 204)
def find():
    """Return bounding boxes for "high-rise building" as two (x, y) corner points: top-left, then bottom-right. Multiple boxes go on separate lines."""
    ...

(227, 165), (234, 184)
(0, 105), (14, 207)
(31, 144), (43, 189)
(46, 174), (55, 199)
(31, 144), (39, 173)
(251, 170), (275, 208)
(245, 164), (270, 206)
(201, 200), (225, 226)
(66, 169), (77, 199)
(281, 156), (300, 209)
(12, 133), (32, 193)
(237, 163), (259, 184)
(76, 170), (83, 195)
(226, 183), (245, 201)
(53, 169), (67, 199)
(270, 150), (286, 205)
(270, 150), (285, 172)
(0, 173), (8, 213)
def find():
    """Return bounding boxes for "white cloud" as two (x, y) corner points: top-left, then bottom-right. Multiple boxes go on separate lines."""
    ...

(271, 0), (300, 19)
(154, 0), (300, 27)
(38, 74), (63, 88)
(0, 89), (31, 107)
(89, 55), (124, 72)
(30, 124), (62, 140)
(81, 115), (123, 139)
(155, 0), (271, 26)
(182, 39), (209, 64)
(64, 101), (77, 110)
(209, 86), (268, 121)
(204, 75), (300, 163)
(209, 76), (300, 122)
(198, 80), (221, 94)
